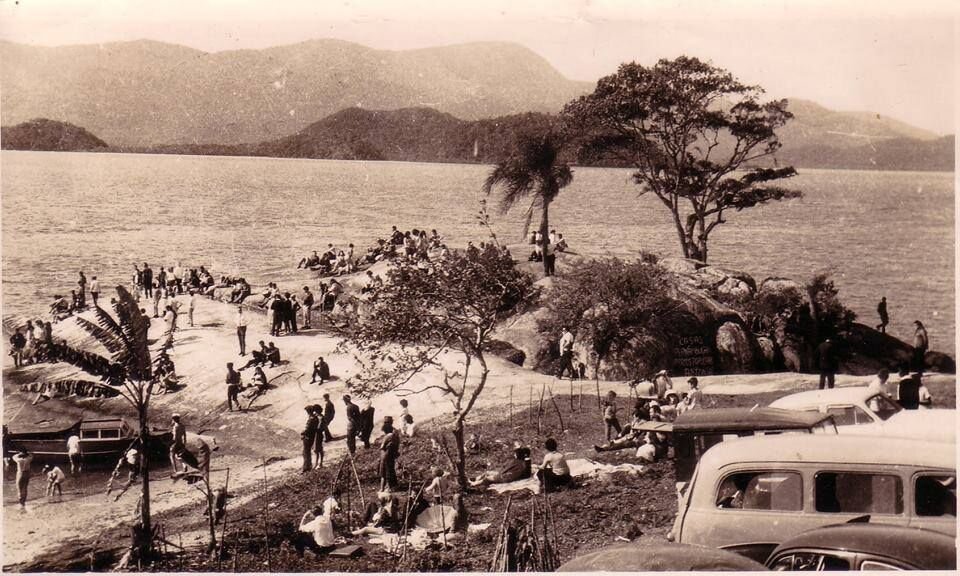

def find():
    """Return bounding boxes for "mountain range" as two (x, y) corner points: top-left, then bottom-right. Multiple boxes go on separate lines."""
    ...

(0, 39), (953, 171)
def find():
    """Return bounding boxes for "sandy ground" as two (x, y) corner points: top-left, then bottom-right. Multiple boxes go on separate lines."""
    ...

(2, 291), (954, 569)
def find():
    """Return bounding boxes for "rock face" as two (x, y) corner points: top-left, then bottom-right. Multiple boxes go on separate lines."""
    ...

(715, 322), (755, 373)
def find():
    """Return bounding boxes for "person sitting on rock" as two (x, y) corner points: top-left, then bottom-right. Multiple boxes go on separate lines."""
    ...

(237, 342), (271, 371)
(469, 442), (532, 488)
(298, 251), (321, 269)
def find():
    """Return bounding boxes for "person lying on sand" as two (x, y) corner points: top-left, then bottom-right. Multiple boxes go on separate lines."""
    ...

(469, 442), (531, 489)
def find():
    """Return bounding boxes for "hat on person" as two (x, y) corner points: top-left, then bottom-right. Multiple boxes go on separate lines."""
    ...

(513, 441), (523, 450)
(383, 415), (394, 424)
(172, 413), (181, 420)
(649, 400), (661, 408)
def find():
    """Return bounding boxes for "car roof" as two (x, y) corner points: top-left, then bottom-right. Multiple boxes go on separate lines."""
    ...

(698, 434), (955, 470)
(673, 407), (833, 432)
(558, 542), (768, 572)
(769, 386), (875, 409)
(768, 523), (957, 571)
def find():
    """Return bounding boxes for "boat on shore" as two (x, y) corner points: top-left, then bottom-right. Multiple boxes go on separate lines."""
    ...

(3, 418), (172, 464)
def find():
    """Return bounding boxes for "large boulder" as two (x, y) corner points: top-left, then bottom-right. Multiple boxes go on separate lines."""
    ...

(715, 277), (753, 301)
(700, 266), (757, 291)
(925, 351), (956, 374)
(660, 257), (705, 276)
(715, 322), (756, 373)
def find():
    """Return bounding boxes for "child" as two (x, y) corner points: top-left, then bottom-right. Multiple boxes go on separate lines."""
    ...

(603, 391), (621, 441)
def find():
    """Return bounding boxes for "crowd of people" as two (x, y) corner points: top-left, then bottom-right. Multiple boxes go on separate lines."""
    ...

(527, 229), (570, 276)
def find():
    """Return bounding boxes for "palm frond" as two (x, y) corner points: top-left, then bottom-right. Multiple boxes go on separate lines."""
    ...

(110, 286), (152, 381)
(75, 317), (127, 355)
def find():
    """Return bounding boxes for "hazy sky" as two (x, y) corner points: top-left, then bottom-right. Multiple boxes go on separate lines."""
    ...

(1, 0), (956, 134)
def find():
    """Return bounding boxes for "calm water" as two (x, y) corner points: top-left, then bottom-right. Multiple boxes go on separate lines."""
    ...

(2, 151), (955, 354)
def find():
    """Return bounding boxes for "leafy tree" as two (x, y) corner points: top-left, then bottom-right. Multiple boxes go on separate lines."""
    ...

(806, 273), (857, 339)
(538, 258), (684, 386)
(59, 286), (156, 558)
(482, 130), (573, 275)
(339, 245), (534, 489)
(563, 56), (801, 263)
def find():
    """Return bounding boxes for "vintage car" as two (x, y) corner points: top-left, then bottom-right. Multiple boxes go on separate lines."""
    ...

(765, 523), (956, 571)
(768, 386), (955, 441)
(670, 434), (955, 563)
(5, 418), (171, 464)
(557, 542), (767, 572)
(665, 407), (837, 486)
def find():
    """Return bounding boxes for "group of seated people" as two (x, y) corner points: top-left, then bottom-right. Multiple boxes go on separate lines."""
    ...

(223, 277), (252, 303)
(594, 398), (671, 462)
(237, 341), (282, 371)
(467, 437), (575, 494)
(298, 244), (357, 276)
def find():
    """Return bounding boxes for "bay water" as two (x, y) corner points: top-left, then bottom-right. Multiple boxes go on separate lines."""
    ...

(2, 151), (954, 354)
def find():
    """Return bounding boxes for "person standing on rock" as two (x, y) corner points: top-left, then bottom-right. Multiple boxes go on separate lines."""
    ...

(9, 328), (25, 368)
(142, 263), (153, 298)
(913, 320), (929, 376)
(89, 275), (101, 308)
(225, 363), (242, 412)
(344, 395), (361, 455)
(313, 405), (327, 469)
(169, 414), (186, 473)
(301, 286), (315, 329)
(359, 400), (376, 449)
(322, 394), (336, 442)
(815, 338), (839, 390)
(556, 327), (575, 379)
(876, 297), (889, 333)
(236, 306), (248, 356)
(77, 270), (87, 309)
(379, 416), (400, 491)
(301, 406), (319, 472)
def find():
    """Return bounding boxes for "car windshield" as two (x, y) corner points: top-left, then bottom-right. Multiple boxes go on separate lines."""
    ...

(868, 394), (902, 421)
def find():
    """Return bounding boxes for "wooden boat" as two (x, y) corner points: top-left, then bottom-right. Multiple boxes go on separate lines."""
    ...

(4, 418), (171, 463)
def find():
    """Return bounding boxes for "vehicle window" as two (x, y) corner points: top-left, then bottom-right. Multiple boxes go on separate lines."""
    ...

(80, 430), (97, 439)
(826, 405), (872, 426)
(99, 429), (121, 438)
(812, 419), (838, 434)
(859, 560), (902, 571)
(868, 395), (902, 421)
(716, 471), (802, 511)
(770, 553), (851, 571)
(915, 475), (956, 517)
(815, 472), (903, 514)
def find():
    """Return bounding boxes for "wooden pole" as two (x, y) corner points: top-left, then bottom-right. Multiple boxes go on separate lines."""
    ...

(537, 383), (545, 434)
(261, 459), (271, 571)
(348, 455), (366, 508)
(217, 467), (231, 568)
(578, 380), (583, 412)
(569, 378), (573, 411)
(547, 386), (565, 432)
(509, 384), (513, 430)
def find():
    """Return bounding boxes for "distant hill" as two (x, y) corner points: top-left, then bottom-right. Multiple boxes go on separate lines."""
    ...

(0, 39), (590, 147)
(1, 118), (108, 151)
(248, 106), (955, 172)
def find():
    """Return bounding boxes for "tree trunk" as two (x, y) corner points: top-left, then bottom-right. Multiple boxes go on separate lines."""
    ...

(540, 199), (551, 275)
(452, 419), (468, 490)
(138, 407), (152, 560)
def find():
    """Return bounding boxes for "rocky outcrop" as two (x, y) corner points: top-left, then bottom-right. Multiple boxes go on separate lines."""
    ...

(715, 322), (756, 373)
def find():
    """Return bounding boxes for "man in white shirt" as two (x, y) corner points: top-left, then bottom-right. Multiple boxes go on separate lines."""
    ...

(66, 434), (82, 474)
(236, 306), (248, 356)
(89, 276), (101, 307)
(556, 328), (575, 379)
(44, 465), (66, 500)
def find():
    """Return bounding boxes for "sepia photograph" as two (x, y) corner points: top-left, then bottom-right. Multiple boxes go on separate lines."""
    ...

(1, 0), (956, 571)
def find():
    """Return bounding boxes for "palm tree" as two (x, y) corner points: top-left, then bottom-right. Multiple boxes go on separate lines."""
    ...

(60, 286), (156, 558)
(483, 130), (573, 276)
